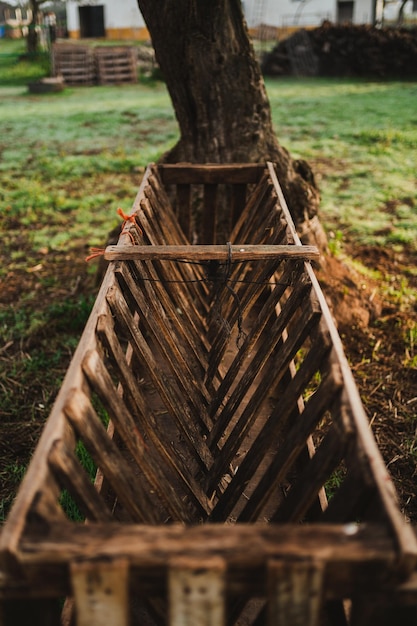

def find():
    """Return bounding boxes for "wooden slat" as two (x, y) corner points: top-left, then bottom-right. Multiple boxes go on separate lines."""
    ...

(272, 426), (348, 524)
(96, 314), (213, 517)
(71, 559), (129, 626)
(209, 303), (323, 515)
(82, 349), (200, 522)
(176, 183), (192, 240)
(11, 523), (402, 599)
(205, 257), (289, 387)
(47, 438), (113, 523)
(231, 183), (247, 224)
(237, 365), (342, 523)
(208, 274), (315, 459)
(158, 164), (265, 185)
(105, 282), (214, 471)
(202, 184), (218, 244)
(64, 388), (159, 524)
(204, 221), (292, 384)
(104, 243), (320, 262)
(115, 261), (211, 412)
(207, 261), (305, 428)
(267, 559), (324, 626)
(169, 557), (226, 626)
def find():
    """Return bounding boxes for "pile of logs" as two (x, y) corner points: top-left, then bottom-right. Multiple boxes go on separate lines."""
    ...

(261, 23), (417, 78)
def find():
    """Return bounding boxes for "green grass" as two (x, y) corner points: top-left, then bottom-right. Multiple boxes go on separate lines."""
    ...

(0, 38), (50, 85)
(266, 77), (417, 249)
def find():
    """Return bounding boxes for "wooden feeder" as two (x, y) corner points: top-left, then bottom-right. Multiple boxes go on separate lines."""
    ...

(1, 163), (416, 625)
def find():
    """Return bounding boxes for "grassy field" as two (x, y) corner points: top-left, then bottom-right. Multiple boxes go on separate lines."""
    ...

(1, 39), (417, 520)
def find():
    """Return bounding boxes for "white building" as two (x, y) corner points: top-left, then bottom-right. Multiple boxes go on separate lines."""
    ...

(66, 1), (147, 40)
(65, 0), (414, 40)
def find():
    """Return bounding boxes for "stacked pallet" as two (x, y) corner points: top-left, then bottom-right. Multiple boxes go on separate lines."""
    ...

(52, 43), (96, 86)
(52, 44), (138, 87)
(95, 46), (138, 85)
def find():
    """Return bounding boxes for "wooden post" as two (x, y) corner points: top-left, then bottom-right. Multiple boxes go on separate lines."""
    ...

(70, 559), (129, 626)
(267, 559), (324, 626)
(169, 557), (226, 626)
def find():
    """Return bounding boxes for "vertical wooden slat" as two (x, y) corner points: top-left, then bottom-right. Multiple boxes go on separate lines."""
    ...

(176, 183), (192, 240)
(71, 559), (129, 626)
(169, 557), (226, 626)
(267, 559), (324, 626)
(231, 183), (247, 225)
(202, 184), (218, 244)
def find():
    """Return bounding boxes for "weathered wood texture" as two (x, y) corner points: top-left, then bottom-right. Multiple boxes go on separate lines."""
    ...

(52, 45), (138, 87)
(1, 163), (416, 625)
(95, 47), (138, 85)
(52, 43), (96, 86)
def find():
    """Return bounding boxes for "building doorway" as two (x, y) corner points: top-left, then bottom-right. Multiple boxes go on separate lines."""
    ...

(79, 5), (105, 38)
(337, 1), (354, 23)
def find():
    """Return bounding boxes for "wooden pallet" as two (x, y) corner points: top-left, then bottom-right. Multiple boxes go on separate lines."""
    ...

(95, 46), (138, 85)
(1, 163), (416, 625)
(52, 43), (96, 86)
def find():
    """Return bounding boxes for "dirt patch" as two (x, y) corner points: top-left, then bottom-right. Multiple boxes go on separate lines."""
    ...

(317, 244), (417, 519)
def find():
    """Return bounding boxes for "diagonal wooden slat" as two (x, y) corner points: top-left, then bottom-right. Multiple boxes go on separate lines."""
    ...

(96, 313), (213, 517)
(106, 282), (214, 471)
(47, 438), (113, 523)
(64, 388), (159, 524)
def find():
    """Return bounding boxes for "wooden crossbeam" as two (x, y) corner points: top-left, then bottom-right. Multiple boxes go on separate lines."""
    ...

(1, 524), (401, 600)
(104, 244), (320, 262)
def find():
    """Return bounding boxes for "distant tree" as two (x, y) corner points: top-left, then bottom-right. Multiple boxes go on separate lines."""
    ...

(26, 0), (49, 54)
(137, 0), (327, 249)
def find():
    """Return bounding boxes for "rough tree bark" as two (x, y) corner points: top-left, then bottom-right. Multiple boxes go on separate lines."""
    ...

(137, 0), (327, 249)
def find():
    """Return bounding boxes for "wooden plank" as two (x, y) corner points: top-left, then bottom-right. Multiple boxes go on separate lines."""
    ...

(158, 164), (265, 185)
(202, 184), (218, 244)
(208, 273), (315, 456)
(64, 388), (159, 524)
(237, 365), (343, 523)
(82, 348), (201, 522)
(209, 298), (323, 514)
(207, 260), (305, 424)
(71, 559), (129, 626)
(96, 314), (213, 517)
(47, 438), (113, 523)
(169, 557), (226, 626)
(231, 183), (247, 224)
(104, 243), (320, 262)
(135, 197), (210, 342)
(272, 426), (348, 523)
(105, 282), (214, 471)
(267, 559), (324, 626)
(114, 262), (212, 417)
(176, 183), (192, 239)
(12, 523), (403, 599)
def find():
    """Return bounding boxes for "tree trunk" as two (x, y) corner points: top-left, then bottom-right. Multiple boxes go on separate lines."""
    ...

(137, 0), (326, 250)
(27, 0), (40, 55)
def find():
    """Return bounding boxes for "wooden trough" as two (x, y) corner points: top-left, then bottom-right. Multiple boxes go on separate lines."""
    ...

(1, 162), (416, 625)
